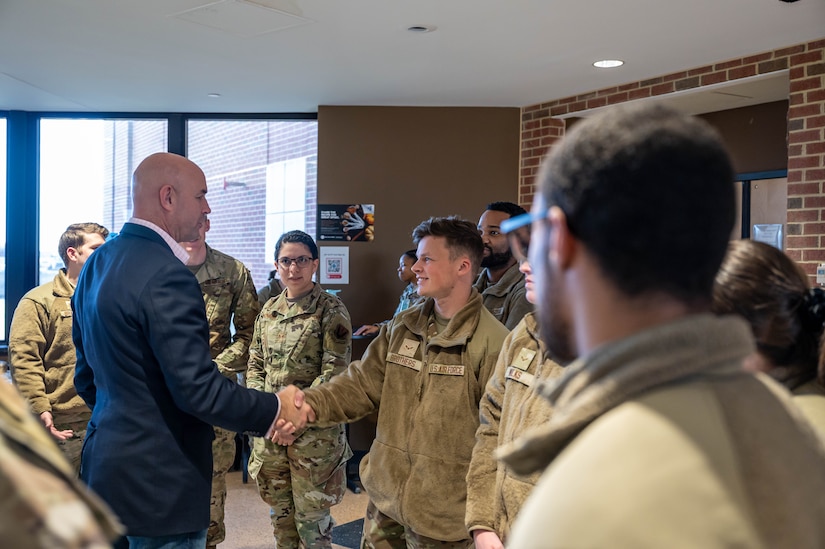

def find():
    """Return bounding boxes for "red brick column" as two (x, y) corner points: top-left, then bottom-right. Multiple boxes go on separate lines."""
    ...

(520, 38), (825, 279)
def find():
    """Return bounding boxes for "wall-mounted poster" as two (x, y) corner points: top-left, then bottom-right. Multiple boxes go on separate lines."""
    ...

(319, 246), (349, 284)
(318, 204), (375, 241)
(753, 223), (783, 250)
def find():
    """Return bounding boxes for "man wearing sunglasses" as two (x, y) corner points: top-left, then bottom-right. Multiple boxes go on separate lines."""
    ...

(504, 103), (825, 547)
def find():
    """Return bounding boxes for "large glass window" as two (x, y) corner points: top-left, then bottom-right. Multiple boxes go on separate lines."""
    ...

(38, 119), (167, 283)
(187, 119), (318, 290)
(0, 117), (6, 339)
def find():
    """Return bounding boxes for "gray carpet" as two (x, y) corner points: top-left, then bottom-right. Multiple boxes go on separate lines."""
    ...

(332, 518), (364, 548)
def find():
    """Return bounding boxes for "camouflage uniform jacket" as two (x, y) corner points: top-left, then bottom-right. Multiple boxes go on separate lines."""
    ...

(9, 270), (91, 423)
(257, 270), (284, 307)
(0, 379), (123, 546)
(247, 283), (352, 393)
(473, 262), (532, 330)
(304, 289), (509, 542)
(191, 244), (260, 377)
(465, 312), (565, 541)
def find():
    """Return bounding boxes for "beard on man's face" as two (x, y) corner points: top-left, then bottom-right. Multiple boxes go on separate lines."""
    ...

(481, 247), (513, 269)
(537, 255), (577, 366)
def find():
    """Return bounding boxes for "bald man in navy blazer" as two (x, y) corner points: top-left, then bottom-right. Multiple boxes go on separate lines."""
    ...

(72, 153), (306, 547)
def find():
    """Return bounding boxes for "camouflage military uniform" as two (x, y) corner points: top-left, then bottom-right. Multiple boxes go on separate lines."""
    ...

(9, 269), (91, 475)
(257, 269), (285, 306)
(247, 283), (352, 549)
(465, 312), (566, 543)
(189, 244), (261, 548)
(0, 378), (123, 547)
(473, 262), (532, 330)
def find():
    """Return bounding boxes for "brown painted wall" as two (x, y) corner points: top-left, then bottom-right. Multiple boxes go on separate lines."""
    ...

(316, 106), (520, 328)
(699, 101), (788, 173)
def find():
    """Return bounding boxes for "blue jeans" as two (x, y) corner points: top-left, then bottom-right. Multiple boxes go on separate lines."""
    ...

(125, 529), (208, 549)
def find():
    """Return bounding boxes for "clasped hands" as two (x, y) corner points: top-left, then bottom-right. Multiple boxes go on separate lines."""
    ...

(265, 384), (316, 446)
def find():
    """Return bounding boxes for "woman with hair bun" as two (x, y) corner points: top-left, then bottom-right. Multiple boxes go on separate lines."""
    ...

(713, 239), (825, 439)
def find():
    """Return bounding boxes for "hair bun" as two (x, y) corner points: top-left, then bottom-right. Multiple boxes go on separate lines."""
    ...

(804, 287), (825, 332)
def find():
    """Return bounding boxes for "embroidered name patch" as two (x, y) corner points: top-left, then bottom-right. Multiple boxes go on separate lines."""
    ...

(505, 366), (535, 387)
(512, 348), (536, 371)
(387, 353), (422, 371)
(429, 364), (465, 376)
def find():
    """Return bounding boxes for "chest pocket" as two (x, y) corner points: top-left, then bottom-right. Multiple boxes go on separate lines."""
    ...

(262, 308), (325, 384)
(201, 279), (231, 324)
(48, 299), (74, 342)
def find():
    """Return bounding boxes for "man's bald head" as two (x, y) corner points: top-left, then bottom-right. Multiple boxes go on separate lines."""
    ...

(131, 152), (211, 242)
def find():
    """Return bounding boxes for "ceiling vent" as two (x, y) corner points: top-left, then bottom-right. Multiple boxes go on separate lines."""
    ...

(170, 0), (314, 37)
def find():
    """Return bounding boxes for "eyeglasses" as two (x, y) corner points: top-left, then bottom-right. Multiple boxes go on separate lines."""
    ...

(500, 210), (549, 263)
(277, 256), (314, 269)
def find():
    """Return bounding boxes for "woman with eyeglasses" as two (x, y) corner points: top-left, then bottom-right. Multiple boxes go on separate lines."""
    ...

(246, 230), (353, 549)
(466, 229), (567, 549)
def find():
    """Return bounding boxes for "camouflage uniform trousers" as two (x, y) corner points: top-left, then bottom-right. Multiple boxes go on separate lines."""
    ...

(249, 424), (352, 549)
(208, 426), (238, 547)
(361, 501), (474, 549)
(54, 419), (89, 477)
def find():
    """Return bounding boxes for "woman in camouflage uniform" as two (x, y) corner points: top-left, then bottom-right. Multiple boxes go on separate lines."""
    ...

(247, 230), (353, 549)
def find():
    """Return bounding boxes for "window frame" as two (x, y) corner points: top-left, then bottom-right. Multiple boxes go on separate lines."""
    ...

(1, 110), (317, 347)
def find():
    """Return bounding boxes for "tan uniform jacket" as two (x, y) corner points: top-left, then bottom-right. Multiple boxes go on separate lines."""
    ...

(503, 314), (825, 549)
(473, 262), (532, 330)
(9, 270), (90, 423)
(191, 245), (260, 377)
(465, 313), (565, 541)
(304, 290), (508, 542)
(792, 380), (825, 444)
(0, 380), (122, 547)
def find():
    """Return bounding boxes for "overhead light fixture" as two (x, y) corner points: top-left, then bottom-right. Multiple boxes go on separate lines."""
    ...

(407, 25), (436, 33)
(593, 59), (624, 69)
(207, 93), (222, 98)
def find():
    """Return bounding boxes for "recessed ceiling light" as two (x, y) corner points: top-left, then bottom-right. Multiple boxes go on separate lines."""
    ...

(593, 59), (624, 69)
(407, 25), (436, 33)
(207, 93), (222, 98)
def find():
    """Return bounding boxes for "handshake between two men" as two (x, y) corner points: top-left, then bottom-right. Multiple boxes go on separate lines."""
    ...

(264, 384), (316, 445)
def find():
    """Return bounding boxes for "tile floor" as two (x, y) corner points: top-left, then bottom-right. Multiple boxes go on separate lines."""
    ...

(220, 469), (369, 549)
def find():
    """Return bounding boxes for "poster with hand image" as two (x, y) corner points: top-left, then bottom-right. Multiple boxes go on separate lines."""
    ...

(318, 204), (375, 241)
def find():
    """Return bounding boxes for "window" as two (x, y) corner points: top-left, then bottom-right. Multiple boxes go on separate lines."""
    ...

(2, 112), (315, 344)
(187, 119), (318, 289)
(0, 117), (6, 339)
(38, 118), (167, 283)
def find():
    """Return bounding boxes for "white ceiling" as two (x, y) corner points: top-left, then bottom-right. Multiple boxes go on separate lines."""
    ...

(0, 0), (823, 114)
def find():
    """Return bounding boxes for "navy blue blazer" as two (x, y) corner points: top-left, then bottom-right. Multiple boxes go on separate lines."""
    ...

(72, 222), (279, 537)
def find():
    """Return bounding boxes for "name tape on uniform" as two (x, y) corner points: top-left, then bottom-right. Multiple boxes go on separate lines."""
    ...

(506, 366), (535, 387)
(387, 352), (422, 371)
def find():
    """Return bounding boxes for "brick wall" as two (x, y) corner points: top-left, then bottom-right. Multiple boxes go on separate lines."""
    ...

(103, 119), (317, 290)
(520, 38), (825, 278)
